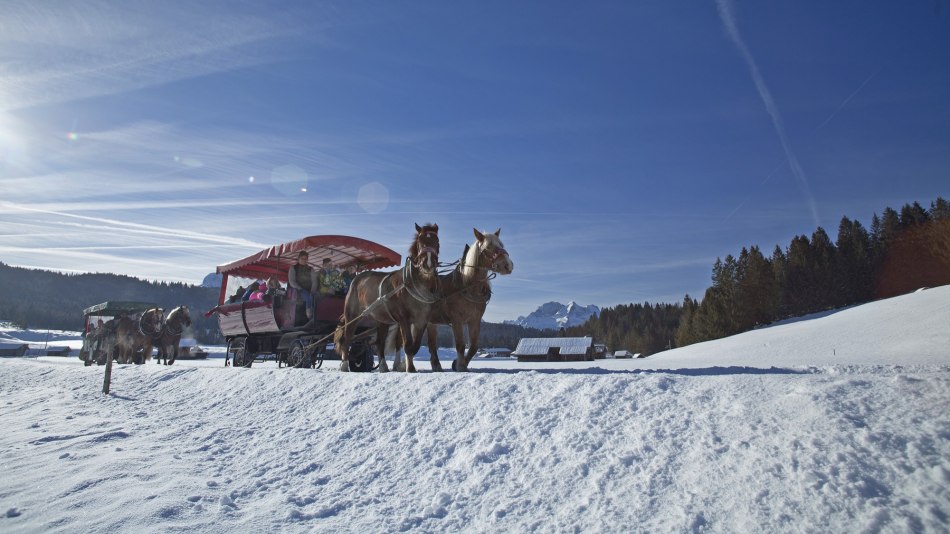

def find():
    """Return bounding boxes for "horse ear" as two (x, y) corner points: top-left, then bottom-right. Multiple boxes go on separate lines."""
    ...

(474, 228), (485, 242)
(494, 228), (501, 237)
(433, 223), (438, 233)
(415, 223), (422, 233)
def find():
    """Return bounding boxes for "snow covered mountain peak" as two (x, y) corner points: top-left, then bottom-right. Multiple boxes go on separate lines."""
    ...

(506, 301), (600, 331)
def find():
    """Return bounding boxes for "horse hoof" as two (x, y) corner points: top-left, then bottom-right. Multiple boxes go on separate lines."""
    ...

(340, 361), (350, 372)
(451, 360), (457, 371)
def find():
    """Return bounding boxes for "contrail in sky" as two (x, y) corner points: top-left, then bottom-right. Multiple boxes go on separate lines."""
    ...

(814, 68), (881, 132)
(716, 0), (820, 227)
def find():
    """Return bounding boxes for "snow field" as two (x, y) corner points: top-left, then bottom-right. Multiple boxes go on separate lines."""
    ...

(1, 285), (949, 532)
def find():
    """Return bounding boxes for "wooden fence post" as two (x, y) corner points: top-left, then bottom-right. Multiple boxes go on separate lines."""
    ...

(102, 350), (114, 394)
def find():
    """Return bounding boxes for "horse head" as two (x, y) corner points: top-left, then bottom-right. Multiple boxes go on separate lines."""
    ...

(175, 305), (192, 327)
(141, 308), (165, 336)
(473, 228), (513, 275)
(411, 222), (440, 273)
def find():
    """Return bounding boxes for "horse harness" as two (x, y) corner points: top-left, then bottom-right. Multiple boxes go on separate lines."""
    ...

(372, 260), (441, 323)
(138, 309), (165, 340)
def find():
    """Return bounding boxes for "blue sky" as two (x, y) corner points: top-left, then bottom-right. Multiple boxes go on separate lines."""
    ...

(1, 1), (948, 322)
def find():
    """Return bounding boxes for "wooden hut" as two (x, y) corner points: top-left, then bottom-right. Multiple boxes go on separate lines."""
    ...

(0, 342), (29, 357)
(513, 337), (594, 362)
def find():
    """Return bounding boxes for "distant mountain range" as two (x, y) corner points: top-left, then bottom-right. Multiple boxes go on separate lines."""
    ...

(505, 301), (600, 331)
(201, 273), (223, 288)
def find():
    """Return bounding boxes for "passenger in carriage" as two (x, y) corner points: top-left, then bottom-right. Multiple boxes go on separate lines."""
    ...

(248, 281), (267, 301)
(317, 258), (345, 297)
(341, 264), (357, 294)
(241, 281), (261, 302)
(227, 286), (245, 303)
(265, 276), (283, 296)
(249, 277), (282, 302)
(288, 251), (318, 319)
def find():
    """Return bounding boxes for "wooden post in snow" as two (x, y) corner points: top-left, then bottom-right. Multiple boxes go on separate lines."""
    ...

(102, 349), (114, 394)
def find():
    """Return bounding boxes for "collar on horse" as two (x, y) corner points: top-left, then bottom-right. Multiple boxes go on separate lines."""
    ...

(450, 265), (493, 304)
(138, 310), (164, 339)
(403, 259), (440, 304)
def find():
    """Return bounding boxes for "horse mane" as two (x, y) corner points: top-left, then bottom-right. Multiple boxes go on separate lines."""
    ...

(463, 241), (481, 280)
(166, 306), (182, 321)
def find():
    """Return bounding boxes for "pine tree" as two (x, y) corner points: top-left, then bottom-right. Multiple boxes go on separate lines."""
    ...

(929, 197), (950, 220)
(675, 294), (699, 347)
(785, 235), (813, 316)
(810, 227), (837, 310)
(835, 217), (873, 305)
(771, 245), (788, 319)
(899, 202), (930, 228)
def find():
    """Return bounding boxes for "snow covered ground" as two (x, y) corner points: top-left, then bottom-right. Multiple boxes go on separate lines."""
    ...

(1, 286), (948, 532)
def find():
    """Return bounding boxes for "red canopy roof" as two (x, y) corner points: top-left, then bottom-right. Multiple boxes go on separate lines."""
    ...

(216, 235), (402, 282)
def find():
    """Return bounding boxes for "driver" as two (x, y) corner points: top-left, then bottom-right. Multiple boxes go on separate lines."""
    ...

(287, 251), (318, 319)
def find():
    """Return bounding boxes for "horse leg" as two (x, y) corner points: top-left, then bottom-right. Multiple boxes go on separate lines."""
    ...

(404, 321), (429, 373)
(463, 320), (481, 369)
(427, 324), (442, 372)
(451, 322), (467, 372)
(339, 320), (357, 372)
(376, 324), (390, 373)
(459, 321), (481, 371)
(392, 326), (405, 372)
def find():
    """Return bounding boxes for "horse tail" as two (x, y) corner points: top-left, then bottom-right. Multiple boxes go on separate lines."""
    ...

(332, 315), (345, 355)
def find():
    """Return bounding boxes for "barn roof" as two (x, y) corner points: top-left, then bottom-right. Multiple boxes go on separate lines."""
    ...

(512, 337), (593, 356)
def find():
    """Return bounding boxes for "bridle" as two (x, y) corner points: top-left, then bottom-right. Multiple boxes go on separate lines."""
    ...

(413, 230), (440, 270)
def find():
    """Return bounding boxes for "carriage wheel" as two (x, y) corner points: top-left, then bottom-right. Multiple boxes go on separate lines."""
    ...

(348, 342), (375, 373)
(313, 344), (325, 370)
(288, 340), (311, 369)
(229, 338), (251, 368)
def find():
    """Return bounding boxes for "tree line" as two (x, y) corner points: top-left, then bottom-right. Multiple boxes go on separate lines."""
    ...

(675, 196), (949, 347)
(0, 263), (223, 343)
(557, 196), (948, 356)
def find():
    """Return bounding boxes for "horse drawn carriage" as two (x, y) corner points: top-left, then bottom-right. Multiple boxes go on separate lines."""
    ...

(210, 235), (402, 370)
(79, 301), (160, 366)
(79, 301), (193, 366)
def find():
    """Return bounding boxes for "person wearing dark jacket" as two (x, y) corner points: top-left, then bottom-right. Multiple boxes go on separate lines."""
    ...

(288, 251), (318, 318)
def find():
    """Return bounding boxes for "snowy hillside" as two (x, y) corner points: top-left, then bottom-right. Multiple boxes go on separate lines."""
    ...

(1, 286), (948, 532)
(506, 301), (600, 330)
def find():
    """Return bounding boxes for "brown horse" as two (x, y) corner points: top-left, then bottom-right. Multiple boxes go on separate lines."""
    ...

(114, 308), (164, 364)
(334, 223), (440, 372)
(154, 306), (192, 365)
(420, 228), (513, 372)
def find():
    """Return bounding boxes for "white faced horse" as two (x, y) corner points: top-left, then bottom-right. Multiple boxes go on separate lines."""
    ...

(394, 228), (513, 372)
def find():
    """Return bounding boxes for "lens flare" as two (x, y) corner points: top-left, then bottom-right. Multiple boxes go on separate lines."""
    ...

(269, 164), (309, 197)
(358, 182), (389, 214)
